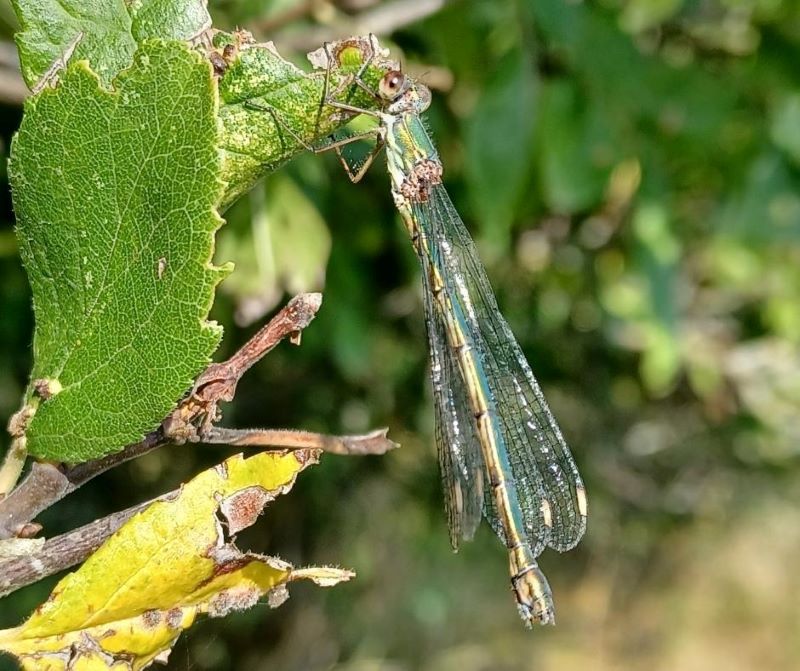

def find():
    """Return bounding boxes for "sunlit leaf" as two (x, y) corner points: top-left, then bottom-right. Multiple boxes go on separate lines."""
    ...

(10, 41), (226, 460)
(535, 80), (611, 214)
(0, 450), (354, 670)
(218, 37), (397, 210)
(12, 0), (210, 88)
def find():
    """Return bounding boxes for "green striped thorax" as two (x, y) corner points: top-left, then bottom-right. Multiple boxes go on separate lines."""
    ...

(375, 71), (444, 209)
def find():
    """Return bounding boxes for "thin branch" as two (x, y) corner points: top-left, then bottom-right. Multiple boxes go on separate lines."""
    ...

(0, 437), (27, 497)
(0, 290), (398, 598)
(0, 431), (164, 541)
(0, 424), (399, 596)
(267, 0), (450, 52)
(0, 430), (396, 597)
(0, 293), (325, 541)
(204, 426), (398, 455)
(0, 497), (160, 598)
(164, 292), (324, 439)
(0, 406), (37, 496)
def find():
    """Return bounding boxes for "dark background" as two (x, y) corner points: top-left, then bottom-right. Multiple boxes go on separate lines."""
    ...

(1, 1), (799, 669)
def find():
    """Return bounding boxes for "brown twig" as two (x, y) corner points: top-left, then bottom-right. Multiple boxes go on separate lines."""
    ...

(0, 291), (398, 595)
(263, 0), (449, 52)
(0, 431), (164, 541)
(163, 293), (324, 440)
(0, 425), (398, 596)
(0, 499), (154, 598)
(204, 426), (398, 455)
(0, 293), (325, 541)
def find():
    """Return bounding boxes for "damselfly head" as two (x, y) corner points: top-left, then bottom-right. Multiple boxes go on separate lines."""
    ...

(379, 70), (432, 116)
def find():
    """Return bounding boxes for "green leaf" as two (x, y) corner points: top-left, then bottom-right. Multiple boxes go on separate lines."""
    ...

(217, 173), (331, 324)
(9, 40), (226, 461)
(12, 0), (210, 88)
(770, 92), (800, 166)
(464, 48), (536, 246)
(632, 203), (681, 395)
(535, 80), (611, 214)
(218, 38), (397, 210)
(717, 151), (800, 243)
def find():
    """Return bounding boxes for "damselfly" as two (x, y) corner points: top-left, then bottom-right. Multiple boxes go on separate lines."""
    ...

(318, 42), (588, 626)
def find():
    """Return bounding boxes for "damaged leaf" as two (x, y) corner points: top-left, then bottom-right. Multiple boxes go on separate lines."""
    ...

(218, 34), (399, 209)
(10, 40), (226, 461)
(0, 449), (354, 670)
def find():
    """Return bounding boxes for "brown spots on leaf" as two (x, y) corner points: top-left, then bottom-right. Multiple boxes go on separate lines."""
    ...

(140, 610), (161, 630)
(32, 378), (62, 400)
(223, 43), (239, 61)
(207, 29), (250, 77)
(327, 36), (378, 70)
(208, 51), (227, 77)
(267, 584), (290, 609)
(165, 608), (184, 629)
(208, 586), (260, 618)
(205, 541), (237, 563)
(204, 545), (252, 580)
(219, 486), (272, 535)
(293, 448), (319, 466)
(212, 556), (252, 578)
(7, 405), (35, 437)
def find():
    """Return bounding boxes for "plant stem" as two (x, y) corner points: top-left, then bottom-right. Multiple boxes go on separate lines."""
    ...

(0, 438), (28, 498)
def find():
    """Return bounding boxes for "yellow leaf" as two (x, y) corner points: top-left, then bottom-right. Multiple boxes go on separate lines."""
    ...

(0, 449), (355, 670)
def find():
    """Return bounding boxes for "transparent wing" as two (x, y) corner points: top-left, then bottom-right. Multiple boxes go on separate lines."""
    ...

(421, 252), (484, 549)
(412, 186), (587, 553)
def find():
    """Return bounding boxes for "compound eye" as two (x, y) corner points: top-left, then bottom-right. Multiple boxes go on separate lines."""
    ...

(378, 71), (405, 100)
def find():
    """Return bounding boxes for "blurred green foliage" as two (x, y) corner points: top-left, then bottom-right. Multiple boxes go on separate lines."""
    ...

(1, 0), (799, 670)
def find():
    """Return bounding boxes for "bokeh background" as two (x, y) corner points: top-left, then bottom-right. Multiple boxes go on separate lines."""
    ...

(1, 0), (799, 669)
